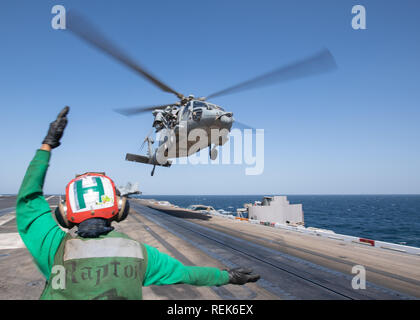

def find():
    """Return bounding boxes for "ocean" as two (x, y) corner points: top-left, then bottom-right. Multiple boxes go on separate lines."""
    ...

(135, 194), (420, 248)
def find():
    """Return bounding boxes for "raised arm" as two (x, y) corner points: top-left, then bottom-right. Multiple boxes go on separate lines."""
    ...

(16, 107), (70, 280)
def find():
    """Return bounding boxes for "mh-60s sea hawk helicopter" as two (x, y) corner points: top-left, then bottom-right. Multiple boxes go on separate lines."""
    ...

(67, 13), (337, 176)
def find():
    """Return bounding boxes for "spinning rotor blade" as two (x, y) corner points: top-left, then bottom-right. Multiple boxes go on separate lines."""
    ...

(114, 103), (179, 116)
(66, 11), (184, 100)
(204, 49), (337, 100)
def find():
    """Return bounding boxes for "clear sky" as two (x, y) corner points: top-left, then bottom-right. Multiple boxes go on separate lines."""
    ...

(1, 0), (419, 195)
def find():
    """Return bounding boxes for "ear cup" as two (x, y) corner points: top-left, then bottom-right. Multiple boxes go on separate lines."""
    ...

(115, 196), (130, 222)
(55, 200), (74, 228)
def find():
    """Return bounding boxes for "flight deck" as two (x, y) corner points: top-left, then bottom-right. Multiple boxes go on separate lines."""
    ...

(0, 195), (419, 300)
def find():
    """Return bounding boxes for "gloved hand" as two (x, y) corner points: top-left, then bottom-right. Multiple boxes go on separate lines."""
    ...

(42, 106), (70, 148)
(227, 267), (260, 285)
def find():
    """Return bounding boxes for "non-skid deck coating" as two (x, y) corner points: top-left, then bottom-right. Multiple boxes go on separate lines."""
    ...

(0, 196), (419, 300)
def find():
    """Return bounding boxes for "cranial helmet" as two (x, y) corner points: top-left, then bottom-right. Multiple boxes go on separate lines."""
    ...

(55, 173), (129, 228)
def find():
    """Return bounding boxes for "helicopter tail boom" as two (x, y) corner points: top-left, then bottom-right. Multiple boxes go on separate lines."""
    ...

(125, 153), (172, 167)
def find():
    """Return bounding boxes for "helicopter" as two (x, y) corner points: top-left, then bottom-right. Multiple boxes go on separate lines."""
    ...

(67, 12), (337, 176)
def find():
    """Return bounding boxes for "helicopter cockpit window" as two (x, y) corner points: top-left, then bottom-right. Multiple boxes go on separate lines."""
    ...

(208, 103), (224, 111)
(193, 101), (207, 109)
(192, 109), (203, 121)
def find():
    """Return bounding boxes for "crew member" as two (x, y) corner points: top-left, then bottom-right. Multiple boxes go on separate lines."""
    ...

(16, 106), (260, 300)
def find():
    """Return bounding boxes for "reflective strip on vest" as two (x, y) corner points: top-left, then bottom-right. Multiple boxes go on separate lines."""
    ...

(63, 238), (144, 261)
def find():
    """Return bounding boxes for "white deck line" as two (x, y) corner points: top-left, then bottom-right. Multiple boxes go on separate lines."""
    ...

(0, 213), (16, 226)
(0, 233), (25, 250)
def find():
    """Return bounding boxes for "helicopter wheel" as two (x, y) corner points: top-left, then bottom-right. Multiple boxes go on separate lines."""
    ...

(210, 147), (218, 161)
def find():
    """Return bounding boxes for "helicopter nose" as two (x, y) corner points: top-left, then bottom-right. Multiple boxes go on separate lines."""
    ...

(219, 113), (234, 129)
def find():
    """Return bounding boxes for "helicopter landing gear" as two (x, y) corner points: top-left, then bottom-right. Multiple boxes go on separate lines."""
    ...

(151, 165), (156, 176)
(210, 146), (218, 160)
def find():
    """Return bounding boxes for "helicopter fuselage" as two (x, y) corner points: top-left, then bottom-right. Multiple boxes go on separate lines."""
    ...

(153, 100), (234, 159)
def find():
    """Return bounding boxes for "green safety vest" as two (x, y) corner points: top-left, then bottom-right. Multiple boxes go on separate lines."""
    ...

(40, 231), (148, 300)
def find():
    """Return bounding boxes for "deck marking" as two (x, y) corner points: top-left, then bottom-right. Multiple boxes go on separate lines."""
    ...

(0, 207), (15, 217)
(0, 233), (25, 250)
(0, 213), (16, 226)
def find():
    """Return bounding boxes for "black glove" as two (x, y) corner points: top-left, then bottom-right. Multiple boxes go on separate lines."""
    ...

(227, 268), (260, 285)
(42, 106), (70, 148)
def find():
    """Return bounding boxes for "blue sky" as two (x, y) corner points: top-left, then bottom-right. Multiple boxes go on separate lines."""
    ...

(1, 0), (419, 195)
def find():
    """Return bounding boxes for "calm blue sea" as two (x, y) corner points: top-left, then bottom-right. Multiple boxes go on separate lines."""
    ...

(135, 195), (420, 248)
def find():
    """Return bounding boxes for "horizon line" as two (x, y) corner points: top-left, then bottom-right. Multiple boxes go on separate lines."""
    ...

(1, 193), (419, 196)
(135, 193), (420, 196)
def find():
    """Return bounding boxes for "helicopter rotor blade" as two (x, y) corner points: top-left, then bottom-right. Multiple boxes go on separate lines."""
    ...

(66, 11), (185, 100)
(204, 49), (337, 100)
(114, 103), (178, 116)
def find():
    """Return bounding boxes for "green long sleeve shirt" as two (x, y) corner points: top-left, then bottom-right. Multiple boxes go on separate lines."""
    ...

(16, 149), (229, 289)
